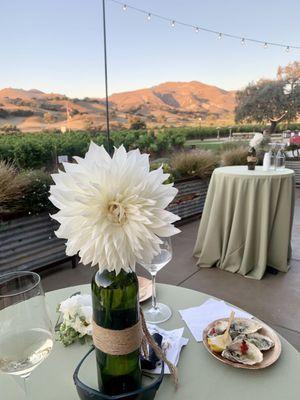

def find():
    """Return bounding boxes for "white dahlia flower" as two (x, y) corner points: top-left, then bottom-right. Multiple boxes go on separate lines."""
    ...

(49, 143), (180, 274)
(250, 132), (264, 148)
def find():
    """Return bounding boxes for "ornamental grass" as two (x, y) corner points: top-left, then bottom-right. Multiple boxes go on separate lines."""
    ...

(170, 150), (219, 180)
(0, 162), (53, 217)
(0, 161), (29, 212)
(222, 146), (248, 166)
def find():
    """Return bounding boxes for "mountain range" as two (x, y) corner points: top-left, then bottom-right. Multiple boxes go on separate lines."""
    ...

(0, 81), (236, 132)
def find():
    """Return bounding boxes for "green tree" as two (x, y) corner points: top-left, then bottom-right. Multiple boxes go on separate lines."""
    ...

(129, 117), (147, 130)
(277, 61), (300, 122)
(235, 63), (300, 133)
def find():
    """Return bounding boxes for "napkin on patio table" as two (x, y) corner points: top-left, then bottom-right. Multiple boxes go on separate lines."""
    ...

(147, 324), (189, 374)
(179, 298), (253, 342)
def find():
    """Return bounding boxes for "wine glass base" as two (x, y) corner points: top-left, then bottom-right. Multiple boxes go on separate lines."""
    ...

(143, 303), (172, 324)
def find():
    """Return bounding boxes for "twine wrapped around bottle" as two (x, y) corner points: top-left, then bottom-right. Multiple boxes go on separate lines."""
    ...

(92, 308), (178, 388)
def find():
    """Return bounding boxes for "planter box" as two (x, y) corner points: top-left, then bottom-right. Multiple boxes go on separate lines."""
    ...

(0, 179), (209, 274)
(286, 160), (300, 186)
(0, 213), (73, 274)
(167, 177), (209, 220)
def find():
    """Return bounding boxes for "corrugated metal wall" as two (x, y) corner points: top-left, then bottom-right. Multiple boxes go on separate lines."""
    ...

(167, 179), (208, 219)
(0, 214), (68, 274)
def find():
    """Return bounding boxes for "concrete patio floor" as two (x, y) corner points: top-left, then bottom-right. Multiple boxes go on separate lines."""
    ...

(40, 189), (300, 351)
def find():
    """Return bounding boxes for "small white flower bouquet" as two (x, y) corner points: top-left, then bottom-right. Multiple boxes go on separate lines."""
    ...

(57, 294), (93, 346)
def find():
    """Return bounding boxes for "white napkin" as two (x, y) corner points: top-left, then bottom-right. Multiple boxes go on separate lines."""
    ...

(179, 298), (253, 342)
(147, 324), (189, 374)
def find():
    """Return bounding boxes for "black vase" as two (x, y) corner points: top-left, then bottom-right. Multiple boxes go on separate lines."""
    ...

(247, 147), (257, 170)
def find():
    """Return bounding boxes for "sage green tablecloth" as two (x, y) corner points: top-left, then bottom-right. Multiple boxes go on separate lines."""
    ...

(193, 166), (295, 279)
(1, 284), (299, 400)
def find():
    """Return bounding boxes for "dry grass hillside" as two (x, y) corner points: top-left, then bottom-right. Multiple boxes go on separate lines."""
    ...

(0, 81), (236, 132)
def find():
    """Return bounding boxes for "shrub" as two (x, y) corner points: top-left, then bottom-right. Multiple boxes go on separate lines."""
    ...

(10, 109), (34, 117)
(17, 170), (54, 214)
(129, 117), (147, 130)
(0, 166), (54, 218)
(222, 147), (248, 166)
(170, 150), (219, 180)
(0, 124), (21, 134)
(150, 161), (174, 183)
(155, 132), (172, 154)
(0, 162), (29, 213)
(0, 132), (103, 169)
(13, 136), (56, 169)
(0, 108), (9, 118)
(221, 141), (247, 152)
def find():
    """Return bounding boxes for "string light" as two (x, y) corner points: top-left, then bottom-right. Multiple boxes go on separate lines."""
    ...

(109, 0), (300, 52)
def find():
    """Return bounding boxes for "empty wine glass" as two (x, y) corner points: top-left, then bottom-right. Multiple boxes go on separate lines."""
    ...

(0, 271), (53, 398)
(139, 237), (172, 324)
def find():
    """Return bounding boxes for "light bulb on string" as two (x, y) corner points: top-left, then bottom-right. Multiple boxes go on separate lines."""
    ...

(113, 1), (298, 52)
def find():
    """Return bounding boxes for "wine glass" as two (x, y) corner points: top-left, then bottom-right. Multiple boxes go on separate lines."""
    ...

(139, 237), (172, 324)
(268, 143), (277, 170)
(276, 144), (286, 170)
(0, 271), (53, 398)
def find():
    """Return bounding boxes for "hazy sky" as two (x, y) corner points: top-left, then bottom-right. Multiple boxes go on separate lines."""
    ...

(1, 0), (300, 98)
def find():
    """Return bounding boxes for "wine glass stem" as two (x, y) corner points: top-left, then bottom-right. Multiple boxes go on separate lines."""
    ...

(22, 376), (31, 399)
(151, 274), (157, 310)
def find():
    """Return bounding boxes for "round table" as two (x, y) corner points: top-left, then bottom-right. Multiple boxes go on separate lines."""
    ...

(1, 284), (299, 399)
(193, 166), (295, 279)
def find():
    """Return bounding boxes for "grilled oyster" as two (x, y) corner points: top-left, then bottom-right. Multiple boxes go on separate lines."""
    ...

(234, 333), (274, 351)
(222, 339), (263, 365)
(229, 319), (262, 339)
(207, 320), (228, 338)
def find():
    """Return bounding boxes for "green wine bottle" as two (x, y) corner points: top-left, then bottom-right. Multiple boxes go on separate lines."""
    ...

(91, 269), (142, 395)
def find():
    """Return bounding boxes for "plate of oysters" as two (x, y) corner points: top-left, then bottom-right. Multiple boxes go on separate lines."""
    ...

(203, 312), (281, 369)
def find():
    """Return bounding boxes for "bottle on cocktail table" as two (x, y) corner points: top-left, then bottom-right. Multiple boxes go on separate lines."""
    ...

(247, 147), (257, 170)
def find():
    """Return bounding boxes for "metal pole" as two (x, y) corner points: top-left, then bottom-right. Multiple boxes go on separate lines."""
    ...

(102, 0), (111, 154)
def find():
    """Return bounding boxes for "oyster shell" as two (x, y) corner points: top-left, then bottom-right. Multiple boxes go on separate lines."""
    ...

(207, 320), (228, 338)
(234, 333), (274, 351)
(222, 339), (263, 365)
(229, 319), (262, 338)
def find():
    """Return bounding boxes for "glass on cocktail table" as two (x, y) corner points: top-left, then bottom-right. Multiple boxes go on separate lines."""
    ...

(139, 237), (172, 324)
